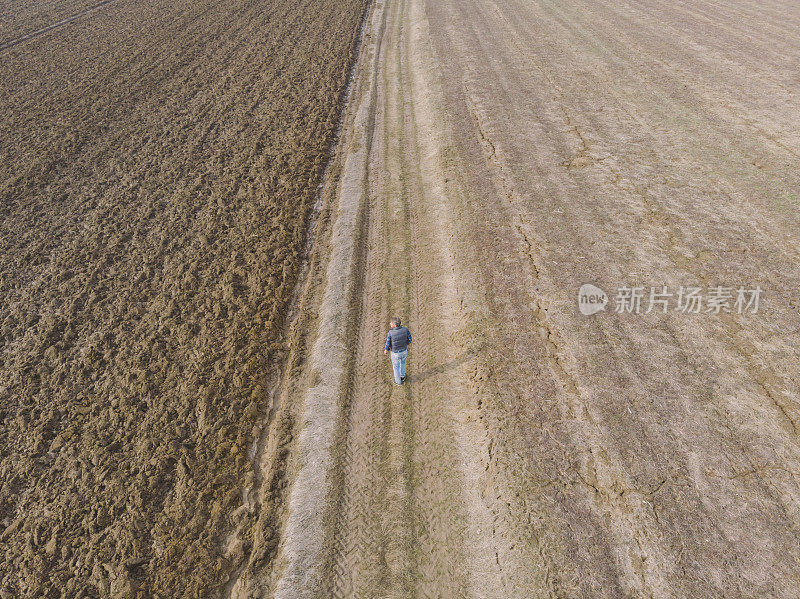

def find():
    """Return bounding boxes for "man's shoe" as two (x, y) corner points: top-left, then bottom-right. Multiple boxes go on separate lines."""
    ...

(400, 375), (406, 383)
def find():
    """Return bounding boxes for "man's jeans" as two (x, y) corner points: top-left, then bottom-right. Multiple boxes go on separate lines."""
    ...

(390, 349), (407, 384)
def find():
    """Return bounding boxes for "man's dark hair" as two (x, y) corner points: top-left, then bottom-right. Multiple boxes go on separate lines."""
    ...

(391, 317), (402, 327)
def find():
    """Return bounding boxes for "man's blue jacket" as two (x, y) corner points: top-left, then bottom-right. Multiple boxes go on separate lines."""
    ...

(385, 326), (412, 353)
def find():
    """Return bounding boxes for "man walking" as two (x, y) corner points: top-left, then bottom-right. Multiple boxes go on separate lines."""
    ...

(384, 317), (412, 385)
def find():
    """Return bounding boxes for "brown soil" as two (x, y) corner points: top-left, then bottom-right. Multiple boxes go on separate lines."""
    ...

(4, 0), (800, 597)
(0, 0), (367, 597)
(0, 0), (102, 44)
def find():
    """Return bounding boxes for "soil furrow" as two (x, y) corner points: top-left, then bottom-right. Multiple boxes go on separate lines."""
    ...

(0, 0), (119, 52)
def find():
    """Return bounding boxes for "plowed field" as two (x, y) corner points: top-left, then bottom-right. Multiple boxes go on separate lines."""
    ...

(0, 0), (367, 596)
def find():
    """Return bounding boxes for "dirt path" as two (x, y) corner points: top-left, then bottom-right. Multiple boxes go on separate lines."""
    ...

(262, 0), (800, 596)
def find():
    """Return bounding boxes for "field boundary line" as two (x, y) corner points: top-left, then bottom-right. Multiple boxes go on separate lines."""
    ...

(0, 0), (121, 52)
(223, 1), (377, 597)
(272, 0), (386, 597)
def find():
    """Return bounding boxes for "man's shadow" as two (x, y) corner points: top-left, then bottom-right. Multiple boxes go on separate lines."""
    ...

(406, 343), (486, 384)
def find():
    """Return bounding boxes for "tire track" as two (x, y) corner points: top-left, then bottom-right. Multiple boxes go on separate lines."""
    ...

(395, 0), (472, 594)
(270, 1), (384, 596)
(324, 3), (393, 590)
(326, 0), (417, 593)
(325, 219), (391, 597)
(324, 0), (490, 593)
(379, 1), (420, 594)
(0, 0), (120, 52)
(322, 0), (543, 594)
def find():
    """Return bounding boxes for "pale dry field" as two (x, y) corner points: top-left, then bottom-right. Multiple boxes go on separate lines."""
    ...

(250, 0), (800, 597)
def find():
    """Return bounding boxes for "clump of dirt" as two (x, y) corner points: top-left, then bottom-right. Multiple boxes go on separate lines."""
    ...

(0, 0), (366, 596)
